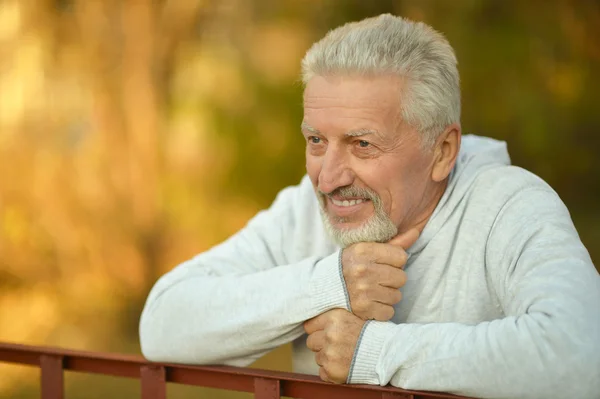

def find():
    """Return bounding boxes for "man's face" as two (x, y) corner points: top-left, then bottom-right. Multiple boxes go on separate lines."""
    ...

(302, 75), (436, 247)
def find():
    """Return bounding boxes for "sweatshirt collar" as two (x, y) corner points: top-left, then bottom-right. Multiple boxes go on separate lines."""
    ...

(406, 134), (511, 256)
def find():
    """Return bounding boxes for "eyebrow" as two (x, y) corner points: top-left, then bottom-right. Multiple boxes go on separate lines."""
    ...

(345, 128), (378, 138)
(301, 121), (319, 133)
(301, 122), (379, 138)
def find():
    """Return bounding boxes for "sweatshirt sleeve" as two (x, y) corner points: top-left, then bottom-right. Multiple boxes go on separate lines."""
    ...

(139, 179), (349, 366)
(347, 188), (600, 399)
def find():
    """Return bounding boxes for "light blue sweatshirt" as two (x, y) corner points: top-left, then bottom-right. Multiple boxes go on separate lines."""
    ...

(140, 135), (600, 399)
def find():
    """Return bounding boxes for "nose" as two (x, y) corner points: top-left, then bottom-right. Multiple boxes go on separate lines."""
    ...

(317, 147), (355, 194)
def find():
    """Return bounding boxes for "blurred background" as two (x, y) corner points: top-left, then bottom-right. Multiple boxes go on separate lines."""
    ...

(0, 0), (598, 398)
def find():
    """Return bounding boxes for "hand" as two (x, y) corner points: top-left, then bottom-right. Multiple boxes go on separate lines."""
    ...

(342, 228), (419, 321)
(304, 309), (365, 384)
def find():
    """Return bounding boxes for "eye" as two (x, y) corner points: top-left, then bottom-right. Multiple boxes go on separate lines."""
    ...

(357, 140), (370, 148)
(308, 136), (322, 144)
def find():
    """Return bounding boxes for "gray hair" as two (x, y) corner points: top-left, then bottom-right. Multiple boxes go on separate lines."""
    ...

(301, 14), (461, 147)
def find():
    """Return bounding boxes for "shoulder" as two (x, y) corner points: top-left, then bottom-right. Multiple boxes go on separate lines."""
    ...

(460, 164), (575, 252)
(470, 164), (561, 212)
(451, 135), (560, 216)
(475, 166), (581, 259)
(269, 174), (320, 216)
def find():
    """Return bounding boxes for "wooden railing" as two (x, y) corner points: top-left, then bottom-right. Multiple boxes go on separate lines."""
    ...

(0, 342), (473, 399)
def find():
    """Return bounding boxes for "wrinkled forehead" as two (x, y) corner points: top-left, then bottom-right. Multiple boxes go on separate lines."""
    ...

(302, 75), (406, 135)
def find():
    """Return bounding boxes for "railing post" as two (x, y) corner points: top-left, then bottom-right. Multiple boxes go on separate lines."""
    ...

(254, 377), (280, 399)
(141, 365), (167, 399)
(40, 354), (64, 399)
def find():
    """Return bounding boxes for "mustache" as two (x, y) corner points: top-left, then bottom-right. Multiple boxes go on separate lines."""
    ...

(318, 186), (379, 201)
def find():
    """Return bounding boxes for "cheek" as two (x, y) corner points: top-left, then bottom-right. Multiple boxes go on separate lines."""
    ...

(364, 163), (407, 214)
(305, 154), (321, 186)
(386, 185), (407, 217)
(387, 165), (430, 216)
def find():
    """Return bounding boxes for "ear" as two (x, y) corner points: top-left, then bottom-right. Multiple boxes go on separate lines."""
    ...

(431, 124), (461, 182)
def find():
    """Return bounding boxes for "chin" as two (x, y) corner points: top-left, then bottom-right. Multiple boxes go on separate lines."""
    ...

(321, 212), (398, 248)
(328, 216), (368, 230)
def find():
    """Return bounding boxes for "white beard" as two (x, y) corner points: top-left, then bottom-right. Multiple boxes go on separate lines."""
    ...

(316, 186), (398, 248)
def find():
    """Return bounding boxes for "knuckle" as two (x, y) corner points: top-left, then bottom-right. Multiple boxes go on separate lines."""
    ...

(356, 282), (369, 294)
(324, 347), (339, 362)
(322, 347), (332, 361)
(353, 242), (368, 257)
(328, 318), (342, 331)
(353, 263), (367, 278)
(324, 329), (335, 344)
(358, 298), (370, 312)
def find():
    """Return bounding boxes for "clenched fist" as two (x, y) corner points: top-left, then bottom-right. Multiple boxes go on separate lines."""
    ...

(304, 309), (365, 384)
(342, 228), (419, 321)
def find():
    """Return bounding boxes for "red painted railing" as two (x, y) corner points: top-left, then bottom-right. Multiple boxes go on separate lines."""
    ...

(0, 342), (473, 399)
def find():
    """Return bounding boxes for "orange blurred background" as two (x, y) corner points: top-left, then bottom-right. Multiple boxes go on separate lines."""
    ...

(1, 1), (598, 398)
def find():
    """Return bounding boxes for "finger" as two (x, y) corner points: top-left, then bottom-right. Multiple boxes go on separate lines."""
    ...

(363, 302), (395, 321)
(306, 331), (326, 352)
(319, 366), (330, 382)
(315, 349), (325, 367)
(371, 244), (409, 268)
(304, 312), (329, 334)
(371, 286), (403, 306)
(388, 228), (419, 250)
(377, 265), (408, 289)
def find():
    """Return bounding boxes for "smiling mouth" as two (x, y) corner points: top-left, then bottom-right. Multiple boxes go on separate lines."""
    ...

(330, 198), (369, 207)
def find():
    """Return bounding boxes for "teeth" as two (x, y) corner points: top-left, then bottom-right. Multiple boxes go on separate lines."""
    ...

(331, 198), (365, 207)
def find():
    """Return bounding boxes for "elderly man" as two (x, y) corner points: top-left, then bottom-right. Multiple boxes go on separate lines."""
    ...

(140, 14), (600, 398)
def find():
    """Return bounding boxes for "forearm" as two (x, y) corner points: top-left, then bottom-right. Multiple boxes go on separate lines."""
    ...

(140, 251), (347, 366)
(350, 312), (600, 399)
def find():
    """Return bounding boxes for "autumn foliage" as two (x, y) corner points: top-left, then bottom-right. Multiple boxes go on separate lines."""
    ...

(0, 1), (598, 398)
